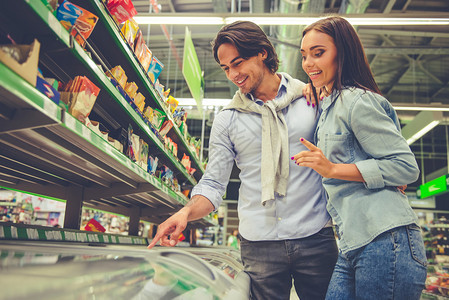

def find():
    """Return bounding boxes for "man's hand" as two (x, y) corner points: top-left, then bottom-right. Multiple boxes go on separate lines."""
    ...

(147, 209), (189, 249)
(292, 138), (335, 178)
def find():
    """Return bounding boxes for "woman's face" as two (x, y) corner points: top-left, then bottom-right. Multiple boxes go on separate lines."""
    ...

(301, 29), (338, 93)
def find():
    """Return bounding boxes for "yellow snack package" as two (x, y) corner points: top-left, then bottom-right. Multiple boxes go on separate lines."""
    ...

(134, 92), (145, 112)
(144, 106), (154, 123)
(108, 65), (127, 88)
(124, 81), (138, 99)
(121, 18), (139, 49)
(166, 95), (179, 114)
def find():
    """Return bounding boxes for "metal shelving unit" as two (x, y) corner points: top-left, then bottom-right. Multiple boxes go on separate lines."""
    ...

(0, 0), (216, 234)
(70, 0), (205, 179)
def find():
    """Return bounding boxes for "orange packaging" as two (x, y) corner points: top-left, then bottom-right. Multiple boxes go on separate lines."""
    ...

(56, 0), (99, 47)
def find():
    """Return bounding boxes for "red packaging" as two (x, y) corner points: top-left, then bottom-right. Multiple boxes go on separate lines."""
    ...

(84, 218), (106, 232)
(107, 0), (137, 24)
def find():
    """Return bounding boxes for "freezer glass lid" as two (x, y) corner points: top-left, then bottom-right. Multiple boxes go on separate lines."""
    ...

(0, 241), (234, 300)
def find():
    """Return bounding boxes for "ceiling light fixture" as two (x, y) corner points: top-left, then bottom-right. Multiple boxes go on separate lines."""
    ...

(133, 14), (449, 26)
(177, 98), (232, 106)
(393, 105), (449, 112)
(177, 98), (449, 112)
(401, 111), (444, 145)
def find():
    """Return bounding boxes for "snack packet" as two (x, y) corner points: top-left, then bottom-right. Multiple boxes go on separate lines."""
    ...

(61, 76), (100, 121)
(134, 92), (145, 112)
(139, 140), (149, 169)
(166, 96), (179, 114)
(127, 124), (136, 162)
(107, 0), (137, 24)
(159, 120), (174, 137)
(107, 65), (128, 88)
(151, 108), (166, 130)
(121, 18), (139, 49)
(148, 155), (158, 174)
(124, 81), (138, 99)
(56, 0), (98, 47)
(147, 56), (164, 83)
(143, 106), (154, 123)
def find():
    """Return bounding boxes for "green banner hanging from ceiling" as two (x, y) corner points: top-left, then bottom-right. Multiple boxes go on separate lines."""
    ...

(182, 27), (204, 113)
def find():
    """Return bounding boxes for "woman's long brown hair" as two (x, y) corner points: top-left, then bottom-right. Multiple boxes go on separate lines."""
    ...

(303, 16), (382, 98)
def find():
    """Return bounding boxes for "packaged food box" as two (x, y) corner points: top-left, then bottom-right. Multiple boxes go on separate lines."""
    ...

(0, 39), (40, 86)
(36, 76), (60, 104)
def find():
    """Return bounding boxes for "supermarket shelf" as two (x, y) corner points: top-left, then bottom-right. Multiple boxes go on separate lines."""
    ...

(69, 0), (205, 180)
(0, 0), (216, 231)
(0, 62), (214, 229)
(0, 0), (196, 187)
(0, 222), (148, 245)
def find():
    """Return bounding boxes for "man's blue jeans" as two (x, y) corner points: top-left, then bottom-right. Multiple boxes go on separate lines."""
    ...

(240, 227), (338, 300)
(326, 224), (427, 300)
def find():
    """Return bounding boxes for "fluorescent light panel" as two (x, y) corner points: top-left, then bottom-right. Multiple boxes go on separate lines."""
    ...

(406, 120), (440, 145)
(133, 16), (224, 25)
(177, 98), (231, 106)
(402, 111), (444, 145)
(177, 98), (449, 111)
(133, 16), (449, 26)
(394, 106), (449, 112)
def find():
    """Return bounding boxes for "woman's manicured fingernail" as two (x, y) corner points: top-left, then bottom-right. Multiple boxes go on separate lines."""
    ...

(307, 102), (310, 106)
(291, 157), (294, 160)
(300, 138), (304, 142)
(320, 96), (324, 100)
(312, 103), (315, 108)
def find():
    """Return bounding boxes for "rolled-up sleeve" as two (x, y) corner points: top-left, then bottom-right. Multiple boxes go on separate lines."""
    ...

(191, 110), (236, 210)
(350, 93), (420, 188)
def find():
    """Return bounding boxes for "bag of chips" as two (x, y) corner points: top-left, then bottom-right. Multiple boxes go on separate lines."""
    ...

(107, 0), (137, 24)
(121, 18), (139, 49)
(56, 0), (98, 47)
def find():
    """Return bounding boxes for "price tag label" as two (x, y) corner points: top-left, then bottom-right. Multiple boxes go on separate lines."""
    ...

(11, 227), (18, 239)
(65, 114), (76, 130)
(103, 143), (113, 156)
(27, 228), (39, 240)
(47, 11), (61, 37)
(43, 99), (59, 120)
(82, 126), (92, 141)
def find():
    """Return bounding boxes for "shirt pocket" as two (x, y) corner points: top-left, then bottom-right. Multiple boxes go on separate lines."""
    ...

(324, 133), (354, 164)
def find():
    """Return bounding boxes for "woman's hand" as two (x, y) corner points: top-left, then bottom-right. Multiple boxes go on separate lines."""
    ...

(292, 138), (335, 178)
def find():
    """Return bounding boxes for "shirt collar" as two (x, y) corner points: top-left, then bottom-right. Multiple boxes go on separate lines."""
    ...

(247, 73), (288, 106)
(320, 88), (340, 111)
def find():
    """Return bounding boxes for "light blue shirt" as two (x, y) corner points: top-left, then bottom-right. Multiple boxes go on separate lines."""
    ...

(192, 74), (330, 241)
(316, 87), (420, 253)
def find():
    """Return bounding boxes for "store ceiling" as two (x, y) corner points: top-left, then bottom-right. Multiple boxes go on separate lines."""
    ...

(131, 0), (449, 190)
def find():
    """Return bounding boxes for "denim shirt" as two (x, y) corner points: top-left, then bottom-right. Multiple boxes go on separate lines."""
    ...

(316, 87), (420, 254)
(192, 74), (331, 241)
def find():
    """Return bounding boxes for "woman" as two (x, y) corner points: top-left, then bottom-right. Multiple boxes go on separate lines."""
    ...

(292, 16), (427, 299)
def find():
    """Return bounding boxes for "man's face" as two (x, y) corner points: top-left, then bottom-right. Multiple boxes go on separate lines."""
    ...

(217, 43), (267, 95)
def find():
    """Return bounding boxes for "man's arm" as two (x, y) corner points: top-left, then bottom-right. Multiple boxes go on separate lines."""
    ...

(147, 195), (214, 248)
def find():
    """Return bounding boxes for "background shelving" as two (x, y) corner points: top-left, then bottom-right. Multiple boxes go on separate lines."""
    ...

(0, 0), (216, 236)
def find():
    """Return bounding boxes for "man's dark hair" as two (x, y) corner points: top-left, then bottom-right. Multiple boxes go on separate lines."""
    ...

(212, 21), (279, 73)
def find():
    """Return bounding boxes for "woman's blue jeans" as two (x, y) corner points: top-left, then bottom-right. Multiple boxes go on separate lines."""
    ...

(240, 227), (338, 300)
(325, 224), (427, 300)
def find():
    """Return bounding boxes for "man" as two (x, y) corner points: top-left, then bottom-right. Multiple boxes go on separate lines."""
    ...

(148, 21), (337, 300)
